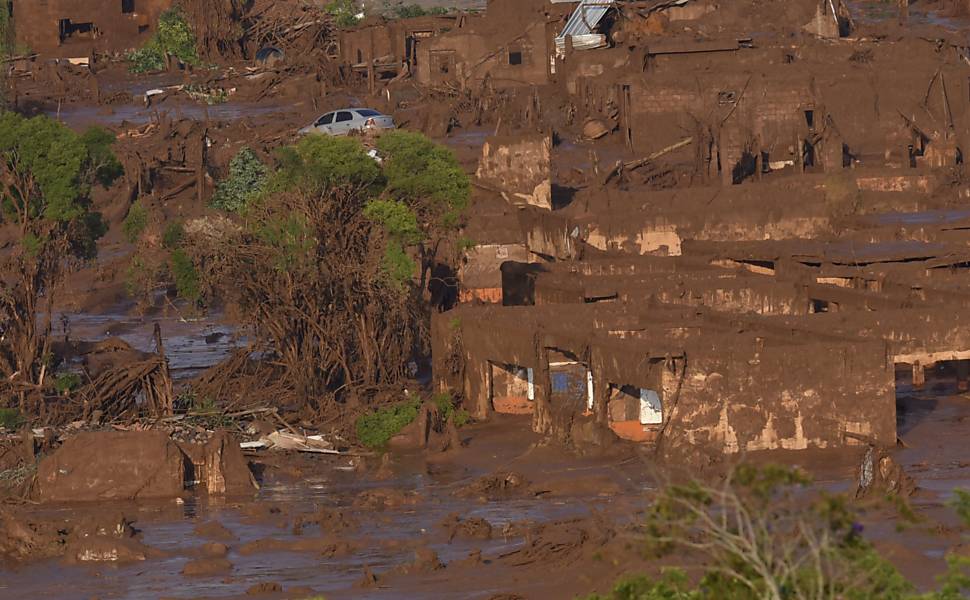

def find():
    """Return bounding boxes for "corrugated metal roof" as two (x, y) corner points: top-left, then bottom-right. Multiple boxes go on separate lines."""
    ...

(557, 0), (613, 40)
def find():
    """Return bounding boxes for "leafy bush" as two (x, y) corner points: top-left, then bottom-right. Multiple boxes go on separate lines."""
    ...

(325, 0), (361, 27)
(270, 135), (384, 194)
(162, 221), (184, 249)
(355, 397), (422, 448)
(582, 570), (700, 600)
(53, 372), (81, 394)
(363, 199), (423, 243)
(170, 248), (201, 303)
(0, 408), (23, 430)
(211, 148), (268, 213)
(434, 392), (469, 427)
(128, 9), (199, 73)
(376, 130), (469, 227)
(123, 201), (148, 243)
(364, 199), (423, 286)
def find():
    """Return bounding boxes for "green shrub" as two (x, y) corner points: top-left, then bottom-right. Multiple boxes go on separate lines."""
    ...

(128, 9), (199, 73)
(582, 570), (700, 600)
(380, 242), (415, 287)
(433, 393), (470, 427)
(211, 147), (268, 213)
(162, 221), (184, 249)
(53, 372), (81, 394)
(170, 248), (201, 303)
(270, 135), (384, 194)
(363, 199), (423, 243)
(325, 0), (360, 27)
(0, 408), (24, 430)
(376, 130), (469, 227)
(123, 201), (148, 243)
(355, 397), (422, 448)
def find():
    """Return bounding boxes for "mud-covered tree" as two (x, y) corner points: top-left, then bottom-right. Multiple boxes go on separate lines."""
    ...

(187, 133), (468, 412)
(0, 113), (118, 404)
(585, 466), (970, 600)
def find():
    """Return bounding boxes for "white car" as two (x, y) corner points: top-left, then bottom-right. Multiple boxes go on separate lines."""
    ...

(299, 108), (395, 136)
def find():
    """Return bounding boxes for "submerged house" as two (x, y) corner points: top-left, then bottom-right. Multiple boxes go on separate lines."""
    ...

(12, 0), (173, 58)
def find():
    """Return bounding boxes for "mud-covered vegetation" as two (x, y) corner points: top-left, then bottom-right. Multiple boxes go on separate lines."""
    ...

(587, 467), (970, 600)
(181, 132), (468, 420)
(128, 8), (200, 73)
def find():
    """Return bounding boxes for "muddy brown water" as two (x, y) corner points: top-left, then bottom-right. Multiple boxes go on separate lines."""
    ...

(55, 303), (240, 381)
(0, 424), (622, 599)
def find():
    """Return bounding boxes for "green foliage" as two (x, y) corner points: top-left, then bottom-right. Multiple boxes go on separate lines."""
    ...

(128, 9), (199, 73)
(433, 392), (470, 427)
(211, 147), (268, 213)
(952, 489), (970, 527)
(0, 113), (112, 259)
(123, 201), (148, 243)
(270, 135), (383, 194)
(79, 127), (123, 187)
(162, 221), (184, 249)
(376, 130), (469, 228)
(381, 242), (416, 287)
(0, 112), (89, 222)
(22, 233), (43, 257)
(458, 236), (477, 252)
(53, 372), (81, 394)
(255, 213), (313, 271)
(355, 397), (422, 448)
(582, 570), (700, 600)
(325, 0), (361, 27)
(363, 199), (423, 243)
(177, 391), (233, 429)
(383, 2), (448, 18)
(642, 465), (913, 600)
(125, 253), (163, 298)
(170, 249), (201, 303)
(0, 408), (23, 430)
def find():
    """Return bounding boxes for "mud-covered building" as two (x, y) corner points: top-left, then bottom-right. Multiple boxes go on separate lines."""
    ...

(338, 15), (456, 83)
(12, 0), (172, 58)
(414, 0), (572, 89)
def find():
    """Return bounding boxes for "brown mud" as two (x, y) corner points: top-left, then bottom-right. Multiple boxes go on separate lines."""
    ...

(5, 0), (970, 597)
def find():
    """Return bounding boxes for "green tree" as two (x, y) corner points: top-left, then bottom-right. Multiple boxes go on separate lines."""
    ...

(0, 113), (117, 402)
(128, 9), (200, 73)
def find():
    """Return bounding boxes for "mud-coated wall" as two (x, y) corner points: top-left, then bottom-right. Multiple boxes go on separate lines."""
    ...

(416, 0), (551, 89)
(659, 338), (895, 456)
(13, 0), (172, 58)
(434, 305), (897, 454)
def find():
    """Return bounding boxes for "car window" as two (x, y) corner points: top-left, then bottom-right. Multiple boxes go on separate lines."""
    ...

(315, 113), (334, 126)
(335, 111), (354, 123)
(355, 109), (380, 117)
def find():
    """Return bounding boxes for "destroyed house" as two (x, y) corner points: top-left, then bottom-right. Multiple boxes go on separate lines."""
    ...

(415, 0), (572, 89)
(12, 0), (172, 58)
(433, 301), (897, 456)
(338, 15), (456, 83)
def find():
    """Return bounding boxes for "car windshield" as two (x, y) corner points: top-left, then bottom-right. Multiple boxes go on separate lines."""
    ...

(355, 109), (381, 117)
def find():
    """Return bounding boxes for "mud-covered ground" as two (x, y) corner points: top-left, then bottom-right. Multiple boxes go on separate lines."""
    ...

(0, 363), (966, 599)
